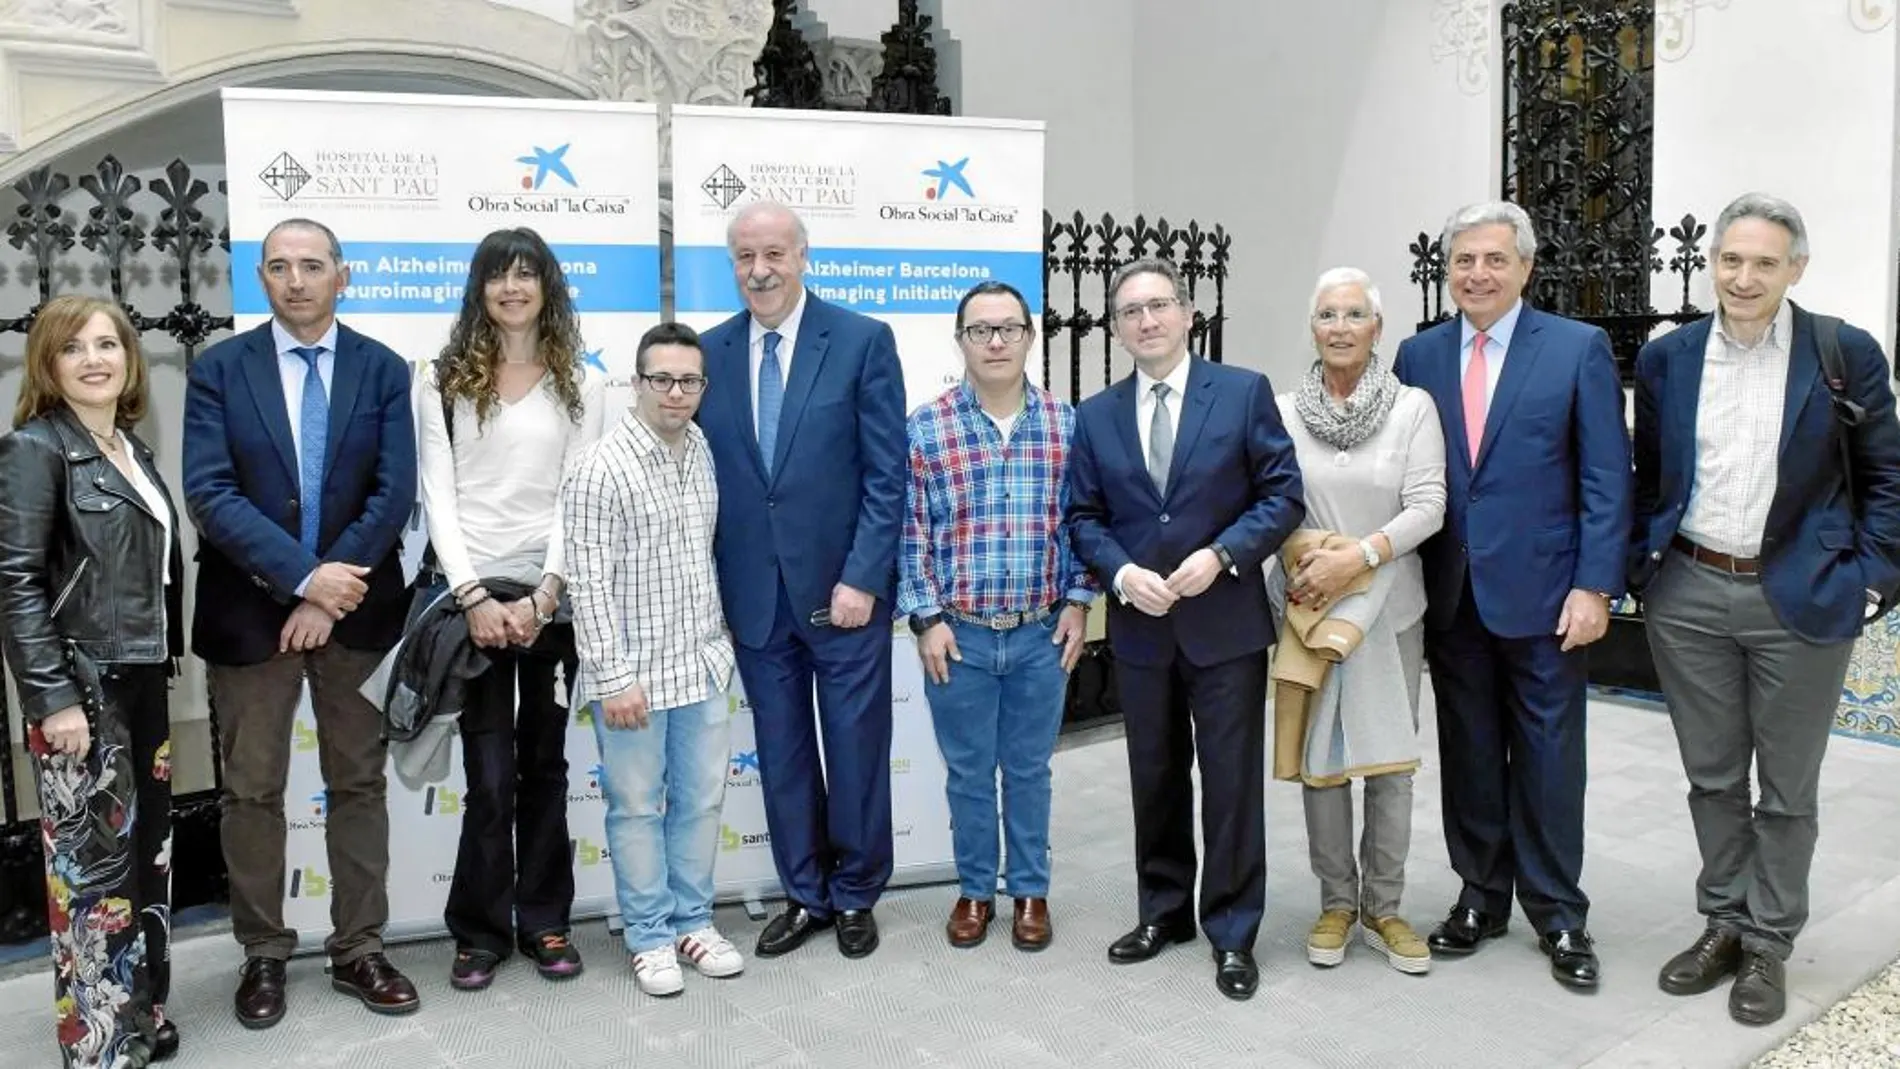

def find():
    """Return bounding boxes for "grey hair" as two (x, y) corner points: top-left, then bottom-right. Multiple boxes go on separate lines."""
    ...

(1712, 192), (1810, 260)
(1441, 201), (1538, 260)
(263, 217), (344, 264)
(726, 200), (810, 253)
(1107, 257), (1191, 310)
(1308, 267), (1384, 321)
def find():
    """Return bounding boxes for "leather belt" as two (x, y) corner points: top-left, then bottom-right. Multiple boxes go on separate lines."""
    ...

(942, 603), (1057, 631)
(1671, 534), (1761, 576)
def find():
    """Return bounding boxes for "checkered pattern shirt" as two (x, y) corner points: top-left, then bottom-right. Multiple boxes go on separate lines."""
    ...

(899, 379), (1097, 618)
(1679, 300), (1793, 557)
(561, 412), (734, 712)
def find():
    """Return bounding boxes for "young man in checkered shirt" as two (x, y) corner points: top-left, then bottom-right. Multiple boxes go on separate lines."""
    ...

(899, 281), (1096, 952)
(561, 322), (741, 997)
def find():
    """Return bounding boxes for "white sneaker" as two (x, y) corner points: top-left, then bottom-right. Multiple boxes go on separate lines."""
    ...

(630, 945), (684, 996)
(676, 926), (746, 978)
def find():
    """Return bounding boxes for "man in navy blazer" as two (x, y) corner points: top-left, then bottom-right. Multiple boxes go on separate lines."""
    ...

(1393, 201), (1631, 991)
(183, 218), (419, 1027)
(1631, 194), (1900, 1026)
(695, 201), (907, 960)
(1066, 257), (1305, 1000)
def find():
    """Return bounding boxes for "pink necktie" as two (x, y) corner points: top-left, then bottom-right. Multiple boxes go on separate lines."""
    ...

(1462, 330), (1489, 463)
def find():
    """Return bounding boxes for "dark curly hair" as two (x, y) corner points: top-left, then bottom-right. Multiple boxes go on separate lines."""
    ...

(435, 227), (586, 429)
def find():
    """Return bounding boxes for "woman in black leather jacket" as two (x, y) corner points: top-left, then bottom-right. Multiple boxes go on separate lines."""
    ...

(0, 295), (184, 1067)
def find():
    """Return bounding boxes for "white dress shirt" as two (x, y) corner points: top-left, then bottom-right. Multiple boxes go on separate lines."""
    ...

(271, 318), (338, 467)
(749, 288), (809, 437)
(1114, 355), (1195, 599)
(1678, 299), (1794, 558)
(1458, 298), (1524, 407)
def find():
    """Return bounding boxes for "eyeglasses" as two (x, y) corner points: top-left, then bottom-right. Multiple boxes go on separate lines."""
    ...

(1113, 297), (1181, 325)
(958, 323), (1030, 345)
(640, 373), (708, 395)
(1311, 309), (1377, 327)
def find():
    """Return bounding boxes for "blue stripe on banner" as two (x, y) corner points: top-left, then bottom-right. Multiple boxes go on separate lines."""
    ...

(674, 246), (1044, 316)
(232, 241), (661, 315)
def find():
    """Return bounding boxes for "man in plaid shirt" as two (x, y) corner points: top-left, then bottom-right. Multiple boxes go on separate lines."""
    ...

(561, 322), (742, 998)
(899, 281), (1096, 952)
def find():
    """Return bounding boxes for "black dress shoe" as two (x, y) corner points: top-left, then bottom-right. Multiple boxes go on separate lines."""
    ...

(1728, 948), (1787, 1026)
(1427, 906), (1509, 956)
(1107, 921), (1196, 964)
(1659, 927), (1742, 996)
(836, 909), (879, 959)
(1540, 928), (1600, 990)
(1213, 949), (1259, 1001)
(151, 1020), (179, 1061)
(233, 956), (287, 1030)
(755, 904), (834, 958)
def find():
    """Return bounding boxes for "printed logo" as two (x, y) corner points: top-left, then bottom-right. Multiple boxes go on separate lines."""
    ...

(726, 749), (761, 789)
(889, 757), (912, 776)
(921, 157), (973, 200)
(259, 152), (312, 201)
(582, 348), (608, 374)
(292, 719), (319, 754)
(718, 823), (770, 852)
(573, 702), (595, 727)
(571, 836), (611, 866)
(422, 786), (463, 816)
(516, 143), (578, 190)
(287, 866), (329, 898)
(309, 790), (329, 818)
(701, 164), (747, 209)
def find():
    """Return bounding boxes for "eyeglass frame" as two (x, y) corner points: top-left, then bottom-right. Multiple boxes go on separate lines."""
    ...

(957, 322), (1032, 345)
(1112, 296), (1184, 326)
(1310, 308), (1379, 328)
(638, 372), (709, 395)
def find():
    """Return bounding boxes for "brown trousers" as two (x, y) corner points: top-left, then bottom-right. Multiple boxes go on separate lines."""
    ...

(210, 643), (388, 963)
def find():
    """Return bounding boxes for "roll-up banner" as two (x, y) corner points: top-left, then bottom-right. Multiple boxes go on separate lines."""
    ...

(670, 106), (1047, 895)
(221, 88), (660, 949)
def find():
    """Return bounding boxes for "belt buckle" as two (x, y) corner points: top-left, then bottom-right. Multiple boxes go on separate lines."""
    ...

(989, 612), (1019, 631)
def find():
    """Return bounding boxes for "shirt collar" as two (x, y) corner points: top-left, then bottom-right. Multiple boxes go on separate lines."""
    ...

(271, 318), (338, 358)
(954, 376), (1043, 417)
(1136, 355), (1193, 399)
(749, 288), (809, 348)
(1460, 298), (1524, 352)
(623, 409), (703, 459)
(1713, 298), (1793, 352)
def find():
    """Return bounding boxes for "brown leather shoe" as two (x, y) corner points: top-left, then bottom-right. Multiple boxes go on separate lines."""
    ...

(330, 952), (420, 1016)
(946, 897), (994, 948)
(233, 956), (287, 1030)
(1012, 897), (1052, 952)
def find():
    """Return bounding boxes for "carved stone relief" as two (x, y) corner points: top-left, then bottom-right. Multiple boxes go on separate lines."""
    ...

(814, 37), (880, 109)
(1430, 0), (1489, 95)
(573, 0), (772, 107)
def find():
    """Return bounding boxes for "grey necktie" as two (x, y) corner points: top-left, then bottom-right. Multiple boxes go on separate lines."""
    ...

(1147, 382), (1173, 495)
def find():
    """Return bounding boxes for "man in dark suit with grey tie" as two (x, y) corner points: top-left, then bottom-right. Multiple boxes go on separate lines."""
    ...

(1065, 257), (1305, 1000)
(184, 217), (419, 1028)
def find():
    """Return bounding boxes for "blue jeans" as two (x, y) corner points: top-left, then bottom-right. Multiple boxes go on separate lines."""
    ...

(923, 615), (1069, 899)
(590, 686), (731, 954)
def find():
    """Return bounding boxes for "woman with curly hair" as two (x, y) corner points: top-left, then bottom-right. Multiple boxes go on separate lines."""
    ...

(416, 227), (605, 989)
(0, 295), (184, 1065)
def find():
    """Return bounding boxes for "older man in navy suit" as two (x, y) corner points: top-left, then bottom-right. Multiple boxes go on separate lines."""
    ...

(1632, 193), (1900, 1026)
(1393, 201), (1632, 991)
(184, 218), (419, 1027)
(1065, 257), (1305, 1001)
(695, 201), (907, 961)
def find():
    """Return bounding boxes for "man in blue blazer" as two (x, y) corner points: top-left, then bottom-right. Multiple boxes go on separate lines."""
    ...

(695, 201), (907, 960)
(1066, 258), (1305, 1000)
(183, 218), (419, 1027)
(1393, 201), (1631, 991)
(1631, 194), (1900, 1026)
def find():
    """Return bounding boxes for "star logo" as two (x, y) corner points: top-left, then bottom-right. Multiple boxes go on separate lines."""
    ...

(922, 157), (973, 200)
(728, 750), (760, 776)
(582, 348), (607, 373)
(702, 164), (747, 210)
(259, 152), (311, 201)
(516, 144), (578, 190)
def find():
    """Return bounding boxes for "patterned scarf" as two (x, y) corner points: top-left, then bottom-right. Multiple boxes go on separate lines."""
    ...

(1294, 354), (1399, 451)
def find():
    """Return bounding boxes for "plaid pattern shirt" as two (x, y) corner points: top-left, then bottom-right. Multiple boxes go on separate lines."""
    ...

(899, 379), (1097, 618)
(561, 412), (735, 712)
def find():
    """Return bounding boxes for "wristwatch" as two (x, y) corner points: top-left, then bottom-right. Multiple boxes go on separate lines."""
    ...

(1358, 538), (1381, 570)
(909, 610), (944, 635)
(533, 589), (557, 628)
(1209, 542), (1238, 576)
(1063, 597), (1091, 613)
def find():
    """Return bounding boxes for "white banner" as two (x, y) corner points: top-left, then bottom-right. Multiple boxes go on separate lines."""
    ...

(221, 88), (661, 948)
(670, 105), (1046, 893)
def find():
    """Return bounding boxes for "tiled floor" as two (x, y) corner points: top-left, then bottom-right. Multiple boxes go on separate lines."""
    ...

(3, 694), (1899, 1068)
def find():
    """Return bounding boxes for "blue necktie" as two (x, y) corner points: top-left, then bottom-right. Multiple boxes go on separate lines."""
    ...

(757, 331), (784, 476)
(292, 346), (327, 552)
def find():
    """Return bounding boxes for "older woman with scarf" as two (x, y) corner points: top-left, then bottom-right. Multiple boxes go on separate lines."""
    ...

(1270, 267), (1446, 976)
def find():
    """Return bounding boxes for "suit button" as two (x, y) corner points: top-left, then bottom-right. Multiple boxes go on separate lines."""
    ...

(767, 497), (776, 508)
(1651, 550), (1662, 561)
(288, 498), (299, 511)
(1159, 513), (1171, 524)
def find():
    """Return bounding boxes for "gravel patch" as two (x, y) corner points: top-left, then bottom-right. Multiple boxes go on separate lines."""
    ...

(1753, 957), (1900, 1068)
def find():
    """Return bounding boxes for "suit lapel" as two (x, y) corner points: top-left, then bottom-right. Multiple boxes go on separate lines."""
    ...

(1165, 360), (1214, 500)
(1671, 319), (1712, 490)
(1474, 309), (1545, 472)
(1113, 376), (1156, 505)
(322, 327), (367, 481)
(238, 324), (300, 483)
(771, 296), (831, 484)
(1778, 308), (1823, 462)
(1437, 325), (1475, 478)
(715, 317), (769, 482)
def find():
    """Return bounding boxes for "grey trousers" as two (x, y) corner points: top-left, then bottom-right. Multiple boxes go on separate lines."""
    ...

(1643, 551), (1855, 959)
(1303, 624), (1425, 919)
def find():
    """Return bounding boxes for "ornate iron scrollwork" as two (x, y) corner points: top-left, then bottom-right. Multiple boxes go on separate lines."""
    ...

(868, 0), (952, 116)
(752, 0), (952, 115)
(748, 0), (827, 109)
